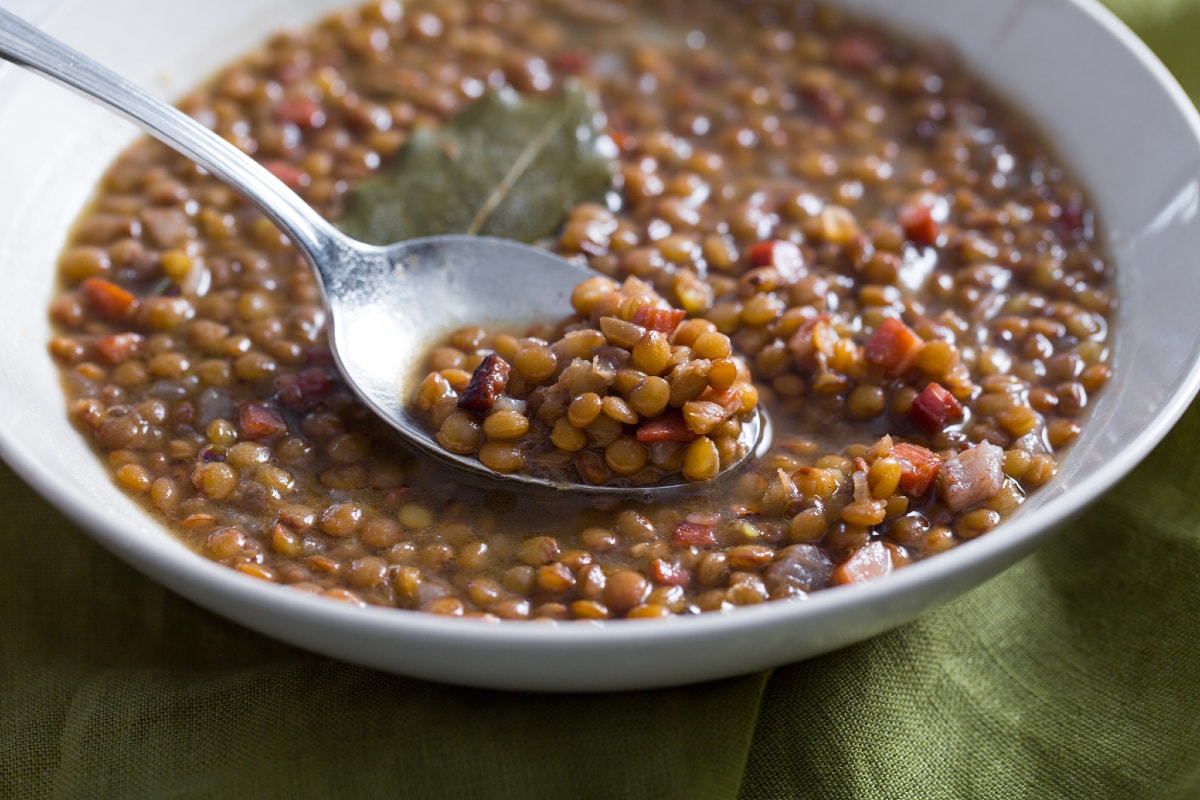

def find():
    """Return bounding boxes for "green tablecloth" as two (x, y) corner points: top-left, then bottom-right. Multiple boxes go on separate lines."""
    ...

(4, 2), (1200, 797)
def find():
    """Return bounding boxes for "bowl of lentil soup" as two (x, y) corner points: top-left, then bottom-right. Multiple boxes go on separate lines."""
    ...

(2, 0), (1200, 691)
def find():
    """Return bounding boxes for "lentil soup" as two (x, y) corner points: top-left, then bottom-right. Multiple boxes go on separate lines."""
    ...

(47, 0), (1114, 620)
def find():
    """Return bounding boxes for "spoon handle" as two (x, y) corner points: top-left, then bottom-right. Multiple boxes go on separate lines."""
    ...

(0, 7), (345, 264)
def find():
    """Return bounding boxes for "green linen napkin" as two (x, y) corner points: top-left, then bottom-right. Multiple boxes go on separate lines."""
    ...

(3, 1), (1200, 798)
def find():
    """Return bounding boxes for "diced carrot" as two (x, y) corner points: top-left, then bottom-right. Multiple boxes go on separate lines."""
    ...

(671, 521), (717, 548)
(650, 558), (691, 587)
(910, 381), (964, 433)
(632, 305), (686, 336)
(832, 540), (893, 585)
(92, 332), (144, 364)
(746, 239), (805, 282)
(898, 202), (939, 247)
(81, 277), (138, 322)
(238, 402), (288, 440)
(890, 441), (942, 496)
(636, 410), (700, 443)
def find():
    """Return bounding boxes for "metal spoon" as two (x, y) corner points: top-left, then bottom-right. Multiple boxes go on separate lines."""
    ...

(0, 7), (768, 494)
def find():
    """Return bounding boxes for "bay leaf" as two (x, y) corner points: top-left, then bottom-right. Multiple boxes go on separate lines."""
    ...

(338, 84), (615, 245)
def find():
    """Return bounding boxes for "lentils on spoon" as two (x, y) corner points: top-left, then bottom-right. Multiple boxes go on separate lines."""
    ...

(413, 275), (760, 486)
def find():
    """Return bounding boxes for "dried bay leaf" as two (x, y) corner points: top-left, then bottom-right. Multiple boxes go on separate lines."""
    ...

(338, 84), (615, 245)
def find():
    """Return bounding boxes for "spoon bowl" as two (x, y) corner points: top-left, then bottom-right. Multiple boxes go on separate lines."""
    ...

(325, 233), (772, 494)
(0, 7), (768, 494)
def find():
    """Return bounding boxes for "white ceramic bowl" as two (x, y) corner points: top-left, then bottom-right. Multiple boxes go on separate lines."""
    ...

(2, 0), (1198, 691)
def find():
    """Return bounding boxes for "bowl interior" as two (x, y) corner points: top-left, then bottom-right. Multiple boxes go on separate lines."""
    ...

(1, 0), (1198, 691)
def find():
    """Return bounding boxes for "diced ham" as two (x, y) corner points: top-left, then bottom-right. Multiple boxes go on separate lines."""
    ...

(803, 85), (845, 125)
(864, 317), (923, 375)
(263, 160), (308, 190)
(746, 239), (806, 283)
(274, 97), (326, 129)
(696, 385), (744, 416)
(637, 410), (700, 443)
(832, 540), (896, 585)
(787, 313), (838, 369)
(898, 201), (939, 247)
(631, 305), (686, 336)
(911, 381), (963, 433)
(671, 519), (718, 548)
(274, 367), (335, 412)
(238, 402), (288, 441)
(833, 32), (884, 71)
(457, 353), (511, 413)
(650, 558), (691, 587)
(549, 49), (590, 74)
(608, 129), (635, 153)
(890, 441), (942, 496)
(938, 441), (1006, 511)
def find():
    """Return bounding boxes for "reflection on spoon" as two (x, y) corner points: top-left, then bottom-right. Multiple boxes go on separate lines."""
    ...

(0, 7), (770, 494)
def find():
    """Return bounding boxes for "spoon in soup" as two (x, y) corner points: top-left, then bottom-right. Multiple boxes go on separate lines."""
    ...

(0, 8), (769, 495)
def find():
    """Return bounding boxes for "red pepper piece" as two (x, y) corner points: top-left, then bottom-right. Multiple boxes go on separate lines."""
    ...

(631, 305), (687, 336)
(910, 382), (963, 433)
(636, 410), (700, 444)
(864, 317), (923, 375)
(239, 402), (288, 441)
(458, 353), (511, 413)
(890, 441), (942, 496)
(81, 277), (138, 322)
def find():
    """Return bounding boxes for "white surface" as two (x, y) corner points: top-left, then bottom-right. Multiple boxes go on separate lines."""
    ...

(1, 0), (1198, 691)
